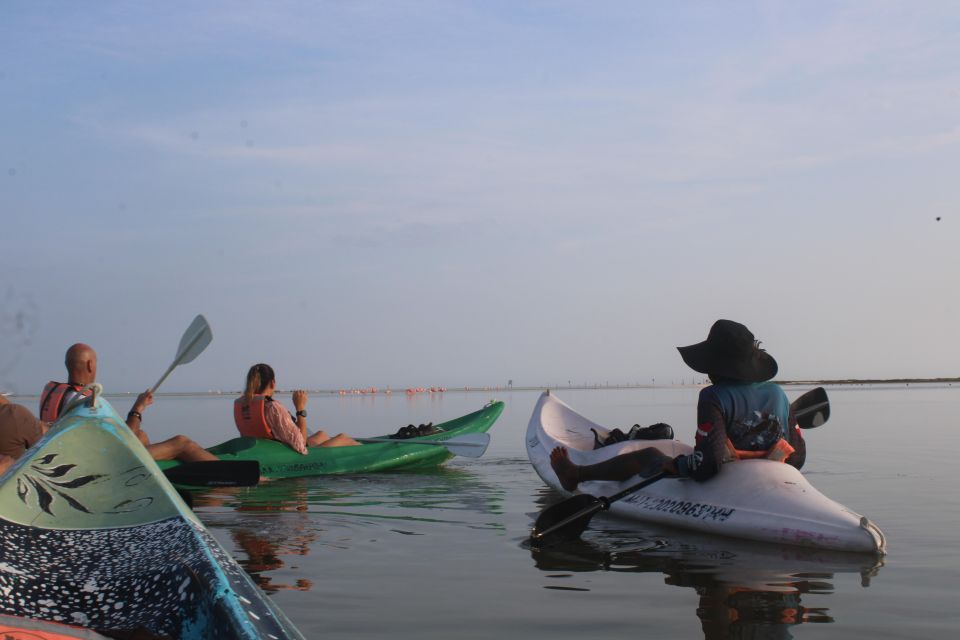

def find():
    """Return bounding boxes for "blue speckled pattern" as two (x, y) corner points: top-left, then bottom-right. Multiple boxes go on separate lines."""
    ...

(0, 515), (298, 639)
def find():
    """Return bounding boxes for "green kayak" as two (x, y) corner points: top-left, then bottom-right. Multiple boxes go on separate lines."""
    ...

(160, 400), (504, 479)
(0, 386), (304, 639)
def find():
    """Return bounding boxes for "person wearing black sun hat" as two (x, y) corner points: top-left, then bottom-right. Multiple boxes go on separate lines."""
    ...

(550, 320), (806, 489)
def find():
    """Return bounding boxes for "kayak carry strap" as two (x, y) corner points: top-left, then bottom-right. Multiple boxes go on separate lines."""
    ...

(62, 382), (103, 414)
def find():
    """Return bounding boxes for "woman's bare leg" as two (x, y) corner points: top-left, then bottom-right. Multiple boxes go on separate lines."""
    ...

(316, 433), (360, 447)
(306, 431), (360, 447)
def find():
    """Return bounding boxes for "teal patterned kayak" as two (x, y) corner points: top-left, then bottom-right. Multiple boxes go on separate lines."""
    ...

(0, 386), (304, 639)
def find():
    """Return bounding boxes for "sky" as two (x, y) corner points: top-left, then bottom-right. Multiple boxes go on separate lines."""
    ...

(2, 1), (959, 394)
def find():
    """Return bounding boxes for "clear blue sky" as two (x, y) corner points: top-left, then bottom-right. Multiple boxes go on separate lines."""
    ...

(2, 1), (958, 394)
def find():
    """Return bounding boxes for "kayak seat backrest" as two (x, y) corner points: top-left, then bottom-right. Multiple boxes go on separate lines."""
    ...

(540, 402), (602, 452)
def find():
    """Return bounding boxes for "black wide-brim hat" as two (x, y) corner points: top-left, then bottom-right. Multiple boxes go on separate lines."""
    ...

(677, 319), (778, 382)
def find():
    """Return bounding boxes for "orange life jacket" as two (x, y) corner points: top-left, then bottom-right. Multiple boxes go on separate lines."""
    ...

(725, 437), (796, 463)
(38, 381), (89, 422)
(234, 396), (276, 439)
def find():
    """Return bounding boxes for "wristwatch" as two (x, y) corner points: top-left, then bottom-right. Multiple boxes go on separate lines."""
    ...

(295, 410), (308, 418)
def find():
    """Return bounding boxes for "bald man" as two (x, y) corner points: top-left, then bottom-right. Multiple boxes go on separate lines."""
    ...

(40, 343), (217, 463)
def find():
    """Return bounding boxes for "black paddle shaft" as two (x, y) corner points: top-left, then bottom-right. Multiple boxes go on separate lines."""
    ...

(162, 460), (260, 487)
(531, 472), (667, 543)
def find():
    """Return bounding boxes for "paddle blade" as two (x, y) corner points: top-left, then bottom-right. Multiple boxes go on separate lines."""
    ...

(440, 433), (490, 458)
(176, 488), (195, 508)
(791, 386), (830, 429)
(163, 460), (260, 487)
(531, 494), (604, 544)
(176, 314), (213, 364)
(356, 433), (491, 458)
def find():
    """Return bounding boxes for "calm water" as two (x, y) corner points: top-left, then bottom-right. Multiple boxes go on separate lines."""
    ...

(131, 385), (958, 639)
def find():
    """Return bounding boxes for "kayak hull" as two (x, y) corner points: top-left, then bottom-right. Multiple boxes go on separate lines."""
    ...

(526, 391), (886, 555)
(164, 400), (504, 479)
(0, 390), (304, 639)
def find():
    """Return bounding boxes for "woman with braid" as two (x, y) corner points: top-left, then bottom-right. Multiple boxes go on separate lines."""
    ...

(234, 363), (359, 453)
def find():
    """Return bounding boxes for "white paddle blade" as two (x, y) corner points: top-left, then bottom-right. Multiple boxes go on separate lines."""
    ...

(150, 315), (213, 393)
(356, 433), (491, 458)
(176, 314), (213, 364)
(440, 433), (490, 458)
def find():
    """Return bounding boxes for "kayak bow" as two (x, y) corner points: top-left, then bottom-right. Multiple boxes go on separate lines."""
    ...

(0, 389), (305, 639)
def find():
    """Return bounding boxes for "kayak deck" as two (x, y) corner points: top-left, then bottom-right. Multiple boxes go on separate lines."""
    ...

(0, 391), (304, 639)
(526, 391), (886, 555)
(172, 400), (504, 479)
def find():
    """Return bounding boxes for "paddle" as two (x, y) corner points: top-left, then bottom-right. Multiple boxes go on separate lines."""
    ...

(150, 314), (213, 393)
(356, 433), (490, 458)
(162, 460), (260, 487)
(176, 488), (194, 508)
(791, 386), (830, 429)
(144, 315), (254, 489)
(531, 472), (666, 544)
(530, 387), (831, 544)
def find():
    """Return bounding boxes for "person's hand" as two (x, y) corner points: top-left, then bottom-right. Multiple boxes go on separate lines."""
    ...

(133, 390), (154, 414)
(292, 390), (308, 412)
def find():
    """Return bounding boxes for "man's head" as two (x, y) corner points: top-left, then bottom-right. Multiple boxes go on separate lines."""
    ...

(65, 343), (97, 384)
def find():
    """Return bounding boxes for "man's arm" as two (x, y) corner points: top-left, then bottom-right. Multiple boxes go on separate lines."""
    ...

(126, 390), (154, 445)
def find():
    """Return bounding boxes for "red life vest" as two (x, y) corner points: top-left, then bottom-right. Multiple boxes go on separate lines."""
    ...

(234, 396), (276, 439)
(38, 381), (89, 422)
(725, 437), (796, 463)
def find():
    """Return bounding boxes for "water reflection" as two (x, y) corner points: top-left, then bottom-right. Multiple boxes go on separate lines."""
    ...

(193, 480), (317, 593)
(192, 468), (506, 593)
(530, 528), (883, 640)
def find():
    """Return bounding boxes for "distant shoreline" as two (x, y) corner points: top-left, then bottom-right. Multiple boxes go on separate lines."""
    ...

(6, 377), (958, 399)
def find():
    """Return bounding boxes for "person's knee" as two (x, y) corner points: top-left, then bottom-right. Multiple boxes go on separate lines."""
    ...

(169, 434), (192, 449)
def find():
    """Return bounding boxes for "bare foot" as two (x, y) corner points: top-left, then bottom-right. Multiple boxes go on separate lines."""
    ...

(549, 446), (581, 491)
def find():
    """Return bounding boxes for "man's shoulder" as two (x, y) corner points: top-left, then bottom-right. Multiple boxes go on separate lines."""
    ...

(0, 402), (43, 429)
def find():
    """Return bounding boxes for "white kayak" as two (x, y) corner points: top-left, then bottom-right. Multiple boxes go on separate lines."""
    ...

(526, 391), (886, 555)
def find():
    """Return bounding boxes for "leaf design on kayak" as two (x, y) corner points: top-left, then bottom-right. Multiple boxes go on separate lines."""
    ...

(26, 477), (54, 515)
(16, 455), (106, 516)
(106, 497), (154, 513)
(50, 486), (92, 513)
(31, 463), (77, 478)
(16, 477), (29, 503)
(16, 453), (158, 517)
(48, 474), (105, 489)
